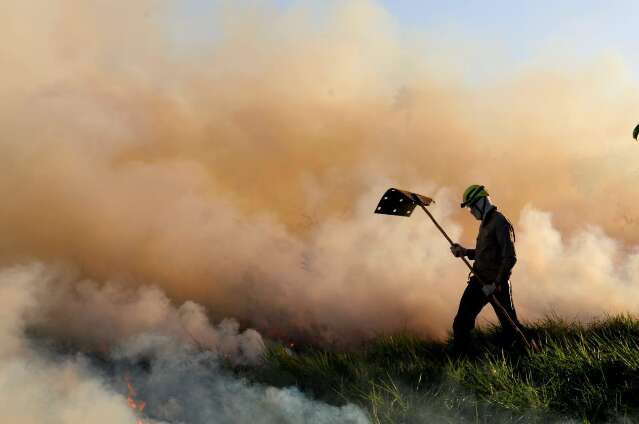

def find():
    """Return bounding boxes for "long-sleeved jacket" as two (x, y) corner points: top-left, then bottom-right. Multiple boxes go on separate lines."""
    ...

(465, 208), (517, 285)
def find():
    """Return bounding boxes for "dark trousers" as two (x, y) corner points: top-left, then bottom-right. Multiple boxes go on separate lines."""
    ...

(452, 278), (520, 351)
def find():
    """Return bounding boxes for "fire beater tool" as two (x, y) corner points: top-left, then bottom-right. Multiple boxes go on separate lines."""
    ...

(374, 188), (532, 350)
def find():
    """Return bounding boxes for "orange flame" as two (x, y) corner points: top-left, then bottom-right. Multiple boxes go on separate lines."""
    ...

(124, 374), (146, 424)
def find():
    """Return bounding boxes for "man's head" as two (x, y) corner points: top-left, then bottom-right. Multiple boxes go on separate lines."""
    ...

(460, 185), (493, 221)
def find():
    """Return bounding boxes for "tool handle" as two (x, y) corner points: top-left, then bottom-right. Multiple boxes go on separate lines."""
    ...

(418, 203), (455, 245)
(417, 202), (475, 271)
(419, 203), (476, 273)
(417, 203), (475, 268)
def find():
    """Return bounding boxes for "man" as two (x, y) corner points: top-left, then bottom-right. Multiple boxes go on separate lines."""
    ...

(450, 184), (521, 352)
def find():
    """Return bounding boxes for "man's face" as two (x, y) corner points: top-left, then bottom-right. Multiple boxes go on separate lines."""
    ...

(469, 200), (483, 221)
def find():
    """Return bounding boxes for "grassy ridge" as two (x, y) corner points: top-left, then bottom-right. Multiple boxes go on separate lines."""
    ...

(248, 316), (639, 423)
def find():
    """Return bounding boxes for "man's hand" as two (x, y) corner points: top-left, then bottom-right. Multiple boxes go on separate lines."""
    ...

(450, 243), (467, 258)
(481, 282), (496, 297)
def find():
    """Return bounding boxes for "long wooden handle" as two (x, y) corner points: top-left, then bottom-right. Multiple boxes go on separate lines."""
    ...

(416, 202), (532, 349)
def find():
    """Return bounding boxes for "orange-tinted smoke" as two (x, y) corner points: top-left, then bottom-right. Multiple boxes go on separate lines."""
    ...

(1, 0), (638, 341)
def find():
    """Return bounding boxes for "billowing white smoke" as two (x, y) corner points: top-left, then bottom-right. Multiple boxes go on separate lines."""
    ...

(23, 264), (264, 363)
(0, 264), (370, 424)
(512, 206), (639, 322)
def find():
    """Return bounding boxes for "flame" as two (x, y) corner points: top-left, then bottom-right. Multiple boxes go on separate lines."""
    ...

(124, 374), (146, 424)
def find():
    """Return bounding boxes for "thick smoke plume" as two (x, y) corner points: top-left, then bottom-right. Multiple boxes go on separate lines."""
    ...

(1, 0), (639, 345)
(0, 263), (370, 423)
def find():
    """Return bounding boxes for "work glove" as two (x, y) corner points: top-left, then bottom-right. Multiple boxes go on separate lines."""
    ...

(450, 243), (467, 258)
(481, 282), (496, 297)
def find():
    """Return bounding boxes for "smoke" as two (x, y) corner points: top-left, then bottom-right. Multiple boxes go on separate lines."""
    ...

(0, 264), (143, 423)
(513, 207), (639, 321)
(1, 0), (639, 344)
(0, 263), (370, 423)
(24, 264), (264, 363)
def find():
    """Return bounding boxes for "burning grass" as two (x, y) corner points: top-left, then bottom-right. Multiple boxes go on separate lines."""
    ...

(247, 315), (639, 423)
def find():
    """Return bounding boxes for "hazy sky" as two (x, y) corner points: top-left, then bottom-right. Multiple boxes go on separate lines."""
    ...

(380, 0), (638, 73)
(173, 0), (638, 79)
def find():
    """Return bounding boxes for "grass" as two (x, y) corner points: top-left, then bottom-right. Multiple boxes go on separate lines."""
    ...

(245, 315), (639, 423)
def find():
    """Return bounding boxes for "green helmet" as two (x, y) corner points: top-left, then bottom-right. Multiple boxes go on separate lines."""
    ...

(460, 184), (489, 208)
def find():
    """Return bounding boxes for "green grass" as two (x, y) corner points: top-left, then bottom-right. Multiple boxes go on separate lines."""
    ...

(246, 315), (639, 423)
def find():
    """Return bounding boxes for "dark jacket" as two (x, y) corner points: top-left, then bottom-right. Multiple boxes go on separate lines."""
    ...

(466, 207), (516, 285)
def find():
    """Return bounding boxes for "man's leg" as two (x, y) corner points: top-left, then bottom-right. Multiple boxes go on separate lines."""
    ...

(453, 281), (489, 353)
(491, 281), (521, 346)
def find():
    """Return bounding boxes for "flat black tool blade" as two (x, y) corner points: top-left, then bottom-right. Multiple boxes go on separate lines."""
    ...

(374, 188), (434, 217)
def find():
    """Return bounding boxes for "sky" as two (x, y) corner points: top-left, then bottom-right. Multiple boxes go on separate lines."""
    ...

(174, 0), (639, 79)
(379, 0), (638, 74)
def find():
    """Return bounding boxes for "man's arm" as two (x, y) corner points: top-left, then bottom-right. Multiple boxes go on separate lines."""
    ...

(466, 248), (475, 260)
(450, 244), (475, 259)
